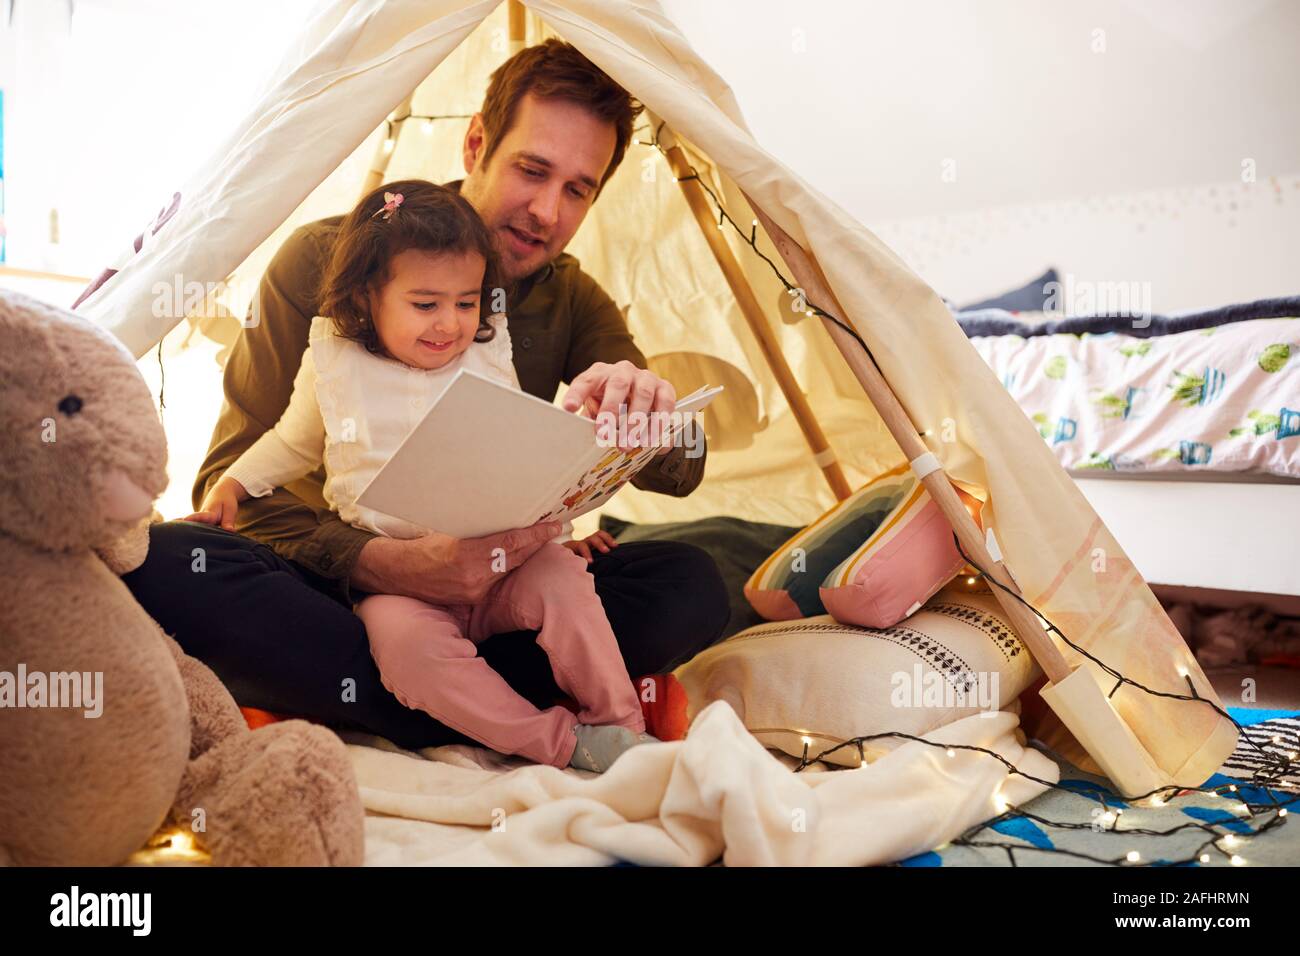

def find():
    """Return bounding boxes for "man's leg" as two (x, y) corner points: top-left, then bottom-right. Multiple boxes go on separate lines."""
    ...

(476, 539), (730, 703)
(124, 522), (729, 748)
(121, 521), (481, 751)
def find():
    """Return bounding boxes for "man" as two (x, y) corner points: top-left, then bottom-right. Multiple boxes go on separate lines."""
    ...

(123, 40), (730, 750)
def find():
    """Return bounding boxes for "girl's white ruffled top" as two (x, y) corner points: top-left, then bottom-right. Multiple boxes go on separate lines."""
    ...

(225, 313), (518, 539)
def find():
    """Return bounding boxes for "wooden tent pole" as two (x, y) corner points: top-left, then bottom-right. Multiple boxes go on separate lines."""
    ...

(361, 0), (522, 201)
(654, 119), (852, 501)
(508, 0), (526, 51)
(744, 195), (1071, 683)
(360, 94), (414, 198)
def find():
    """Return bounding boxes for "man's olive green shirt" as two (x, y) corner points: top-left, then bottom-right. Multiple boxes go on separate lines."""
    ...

(196, 211), (706, 599)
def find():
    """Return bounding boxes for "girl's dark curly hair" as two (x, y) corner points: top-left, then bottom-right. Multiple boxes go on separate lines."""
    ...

(321, 179), (503, 354)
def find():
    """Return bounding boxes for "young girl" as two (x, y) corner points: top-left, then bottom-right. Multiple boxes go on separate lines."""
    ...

(187, 180), (655, 773)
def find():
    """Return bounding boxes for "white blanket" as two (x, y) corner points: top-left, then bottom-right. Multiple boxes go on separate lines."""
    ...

(344, 701), (1059, 866)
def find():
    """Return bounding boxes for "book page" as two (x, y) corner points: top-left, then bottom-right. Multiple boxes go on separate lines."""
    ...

(356, 372), (721, 538)
(355, 369), (596, 539)
(533, 386), (723, 527)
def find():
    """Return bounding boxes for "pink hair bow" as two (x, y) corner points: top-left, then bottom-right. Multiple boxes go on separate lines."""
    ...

(372, 191), (404, 221)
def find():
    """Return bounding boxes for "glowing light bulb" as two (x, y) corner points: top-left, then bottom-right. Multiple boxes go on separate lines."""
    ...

(966, 577), (977, 585)
(1231, 854), (1246, 866)
(1199, 854), (1210, 863)
(1126, 850), (1140, 862)
(946, 748), (956, 758)
(382, 138), (395, 154)
(1280, 808), (1288, 817)
(1222, 835), (1238, 848)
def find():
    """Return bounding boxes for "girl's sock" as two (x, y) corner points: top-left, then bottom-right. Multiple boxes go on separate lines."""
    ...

(568, 723), (659, 773)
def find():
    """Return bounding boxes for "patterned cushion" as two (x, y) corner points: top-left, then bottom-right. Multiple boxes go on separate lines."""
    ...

(820, 481), (982, 628)
(744, 464), (980, 628)
(675, 587), (1041, 767)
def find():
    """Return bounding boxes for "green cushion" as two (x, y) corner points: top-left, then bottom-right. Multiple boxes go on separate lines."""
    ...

(600, 514), (803, 639)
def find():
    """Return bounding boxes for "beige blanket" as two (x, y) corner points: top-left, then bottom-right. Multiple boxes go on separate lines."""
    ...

(345, 701), (1058, 866)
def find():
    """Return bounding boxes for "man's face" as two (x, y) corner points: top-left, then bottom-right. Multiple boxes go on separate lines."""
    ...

(460, 92), (616, 283)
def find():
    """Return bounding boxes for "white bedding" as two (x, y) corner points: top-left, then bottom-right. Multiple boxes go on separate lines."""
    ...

(343, 701), (1057, 866)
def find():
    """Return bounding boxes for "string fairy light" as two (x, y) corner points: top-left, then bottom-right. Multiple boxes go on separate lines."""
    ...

(629, 124), (1300, 865)
(378, 112), (476, 158)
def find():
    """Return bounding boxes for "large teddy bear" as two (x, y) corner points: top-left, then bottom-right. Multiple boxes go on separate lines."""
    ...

(0, 289), (365, 866)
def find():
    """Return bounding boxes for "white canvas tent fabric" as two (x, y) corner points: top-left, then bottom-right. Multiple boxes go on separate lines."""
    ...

(74, 0), (1236, 835)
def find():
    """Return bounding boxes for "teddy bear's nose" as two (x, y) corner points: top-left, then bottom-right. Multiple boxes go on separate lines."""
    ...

(57, 394), (84, 416)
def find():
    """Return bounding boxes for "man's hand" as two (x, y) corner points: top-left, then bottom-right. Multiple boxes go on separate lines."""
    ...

(561, 360), (677, 456)
(350, 520), (562, 605)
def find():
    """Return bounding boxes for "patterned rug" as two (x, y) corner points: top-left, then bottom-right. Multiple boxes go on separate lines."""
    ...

(901, 708), (1300, 867)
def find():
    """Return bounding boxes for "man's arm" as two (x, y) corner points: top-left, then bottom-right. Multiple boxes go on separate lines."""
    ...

(563, 269), (707, 497)
(194, 220), (377, 596)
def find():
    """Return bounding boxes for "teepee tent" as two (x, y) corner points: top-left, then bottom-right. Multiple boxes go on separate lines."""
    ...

(73, 0), (1237, 796)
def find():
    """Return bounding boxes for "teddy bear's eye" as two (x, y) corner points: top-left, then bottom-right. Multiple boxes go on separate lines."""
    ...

(57, 394), (84, 416)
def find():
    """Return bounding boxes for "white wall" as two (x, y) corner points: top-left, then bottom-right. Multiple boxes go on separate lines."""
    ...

(661, 0), (1300, 309)
(0, 0), (318, 276)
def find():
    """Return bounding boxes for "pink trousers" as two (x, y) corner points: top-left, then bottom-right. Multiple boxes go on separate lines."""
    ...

(357, 542), (645, 767)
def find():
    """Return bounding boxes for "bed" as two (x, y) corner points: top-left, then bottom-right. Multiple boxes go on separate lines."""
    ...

(957, 295), (1300, 603)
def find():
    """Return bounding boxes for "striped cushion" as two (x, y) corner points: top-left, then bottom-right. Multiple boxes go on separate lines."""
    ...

(821, 481), (982, 628)
(744, 464), (980, 628)
(744, 464), (914, 620)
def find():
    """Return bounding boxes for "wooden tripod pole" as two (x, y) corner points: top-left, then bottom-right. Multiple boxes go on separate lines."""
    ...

(508, 0), (526, 51)
(653, 118), (852, 501)
(360, 94), (414, 198)
(744, 195), (1072, 684)
(361, 2), (523, 199)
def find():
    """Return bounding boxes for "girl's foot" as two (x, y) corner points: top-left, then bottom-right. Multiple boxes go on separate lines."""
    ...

(568, 724), (659, 773)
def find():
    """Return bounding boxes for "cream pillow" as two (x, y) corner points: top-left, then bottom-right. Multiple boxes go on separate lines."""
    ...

(675, 586), (1041, 767)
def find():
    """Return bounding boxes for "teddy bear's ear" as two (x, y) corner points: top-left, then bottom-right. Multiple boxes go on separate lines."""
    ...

(0, 289), (168, 553)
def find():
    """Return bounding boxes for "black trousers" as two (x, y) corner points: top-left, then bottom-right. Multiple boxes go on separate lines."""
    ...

(122, 521), (730, 751)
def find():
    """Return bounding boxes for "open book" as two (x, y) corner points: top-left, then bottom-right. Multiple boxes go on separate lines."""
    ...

(356, 368), (722, 538)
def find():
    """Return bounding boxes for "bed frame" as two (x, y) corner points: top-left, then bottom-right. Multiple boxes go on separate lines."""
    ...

(1073, 471), (1300, 610)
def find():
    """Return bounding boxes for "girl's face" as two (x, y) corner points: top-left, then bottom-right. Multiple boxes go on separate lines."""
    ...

(369, 247), (486, 370)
